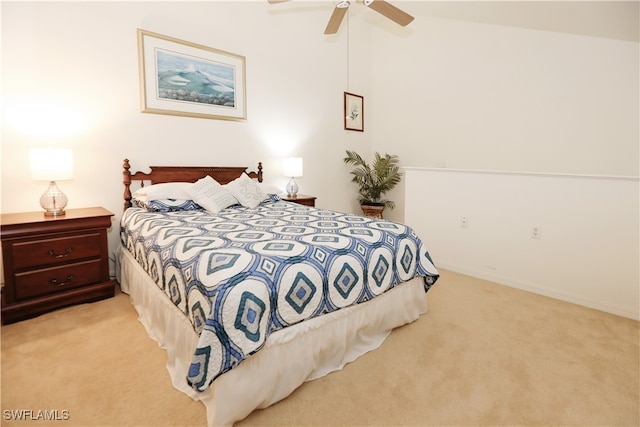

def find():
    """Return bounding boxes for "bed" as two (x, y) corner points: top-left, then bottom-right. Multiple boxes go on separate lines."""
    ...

(117, 159), (439, 426)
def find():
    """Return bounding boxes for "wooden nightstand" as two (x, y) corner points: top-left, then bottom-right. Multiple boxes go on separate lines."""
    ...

(280, 194), (316, 207)
(1, 207), (116, 324)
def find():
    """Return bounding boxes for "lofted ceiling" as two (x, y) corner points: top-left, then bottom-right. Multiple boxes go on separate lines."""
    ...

(401, 1), (639, 42)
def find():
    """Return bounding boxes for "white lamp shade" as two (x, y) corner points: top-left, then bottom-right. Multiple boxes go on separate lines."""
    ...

(30, 148), (74, 181)
(283, 157), (303, 177)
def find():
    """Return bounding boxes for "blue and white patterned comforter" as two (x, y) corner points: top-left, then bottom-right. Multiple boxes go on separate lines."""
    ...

(120, 201), (439, 392)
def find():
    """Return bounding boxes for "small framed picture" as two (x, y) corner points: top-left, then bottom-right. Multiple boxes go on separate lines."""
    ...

(137, 29), (247, 121)
(344, 92), (364, 132)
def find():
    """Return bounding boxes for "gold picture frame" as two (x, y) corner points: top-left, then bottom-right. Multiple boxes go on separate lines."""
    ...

(344, 92), (364, 132)
(137, 29), (247, 121)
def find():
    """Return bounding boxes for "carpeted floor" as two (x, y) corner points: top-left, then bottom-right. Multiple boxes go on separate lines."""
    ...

(1, 269), (638, 426)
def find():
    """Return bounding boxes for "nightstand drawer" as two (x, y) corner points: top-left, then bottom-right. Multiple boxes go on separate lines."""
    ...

(291, 198), (315, 207)
(14, 259), (104, 300)
(10, 232), (103, 270)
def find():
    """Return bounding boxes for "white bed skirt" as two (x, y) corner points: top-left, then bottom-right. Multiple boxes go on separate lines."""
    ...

(117, 246), (428, 426)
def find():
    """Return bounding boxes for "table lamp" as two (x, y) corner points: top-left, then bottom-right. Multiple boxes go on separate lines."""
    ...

(30, 147), (74, 216)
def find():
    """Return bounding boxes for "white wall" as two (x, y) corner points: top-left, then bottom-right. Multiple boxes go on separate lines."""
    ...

(369, 4), (639, 318)
(370, 10), (638, 223)
(405, 168), (640, 320)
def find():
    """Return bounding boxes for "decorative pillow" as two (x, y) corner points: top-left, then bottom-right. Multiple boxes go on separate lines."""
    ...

(134, 198), (203, 212)
(187, 175), (238, 213)
(225, 173), (269, 208)
(133, 182), (193, 200)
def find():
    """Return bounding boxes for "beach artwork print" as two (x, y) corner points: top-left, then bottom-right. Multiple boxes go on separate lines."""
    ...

(155, 50), (236, 108)
(138, 29), (246, 121)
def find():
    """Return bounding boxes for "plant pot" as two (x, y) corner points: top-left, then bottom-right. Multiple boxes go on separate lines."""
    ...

(361, 204), (384, 219)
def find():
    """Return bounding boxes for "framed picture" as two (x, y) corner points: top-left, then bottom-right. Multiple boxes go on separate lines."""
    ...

(137, 29), (247, 121)
(344, 92), (364, 132)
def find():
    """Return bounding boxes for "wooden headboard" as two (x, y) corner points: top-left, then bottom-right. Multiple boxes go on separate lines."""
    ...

(122, 158), (263, 210)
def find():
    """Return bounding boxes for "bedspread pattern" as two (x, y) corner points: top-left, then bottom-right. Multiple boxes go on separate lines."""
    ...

(120, 201), (438, 391)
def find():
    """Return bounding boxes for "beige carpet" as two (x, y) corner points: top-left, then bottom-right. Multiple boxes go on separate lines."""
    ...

(1, 269), (638, 426)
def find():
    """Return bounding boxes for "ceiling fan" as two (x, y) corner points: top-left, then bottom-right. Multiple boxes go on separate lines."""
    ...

(268, 0), (415, 35)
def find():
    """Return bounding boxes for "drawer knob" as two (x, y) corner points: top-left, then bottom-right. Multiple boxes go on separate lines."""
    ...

(50, 275), (74, 287)
(48, 247), (72, 258)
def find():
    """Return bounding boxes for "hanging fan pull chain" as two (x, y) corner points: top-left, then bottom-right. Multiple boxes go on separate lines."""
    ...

(346, 11), (349, 90)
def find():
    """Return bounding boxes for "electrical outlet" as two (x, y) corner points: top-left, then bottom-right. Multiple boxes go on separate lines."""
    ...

(460, 217), (469, 228)
(531, 227), (541, 239)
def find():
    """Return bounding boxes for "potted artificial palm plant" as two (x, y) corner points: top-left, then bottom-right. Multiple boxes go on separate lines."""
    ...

(343, 150), (402, 219)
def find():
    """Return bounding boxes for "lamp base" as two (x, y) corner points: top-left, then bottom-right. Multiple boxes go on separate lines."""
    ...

(286, 177), (299, 197)
(40, 181), (68, 217)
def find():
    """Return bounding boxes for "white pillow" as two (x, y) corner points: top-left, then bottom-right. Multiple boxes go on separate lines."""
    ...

(187, 176), (238, 213)
(225, 174), (268, 208)
(133, 182), (193, 200)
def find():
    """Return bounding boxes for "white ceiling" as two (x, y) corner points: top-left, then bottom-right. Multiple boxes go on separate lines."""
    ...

(405, 1), (639, 42)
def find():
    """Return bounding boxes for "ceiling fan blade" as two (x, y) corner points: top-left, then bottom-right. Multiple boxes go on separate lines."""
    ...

(324, 1), (350, 34)
(364, 0), (414, 27)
